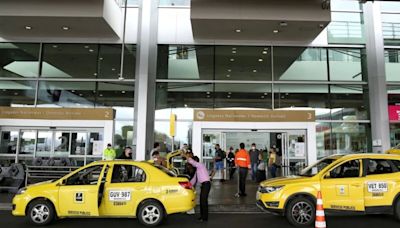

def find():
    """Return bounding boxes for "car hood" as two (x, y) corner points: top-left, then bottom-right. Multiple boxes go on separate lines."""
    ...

(260, 175), (313, 187)
(26, 180), (56, 189)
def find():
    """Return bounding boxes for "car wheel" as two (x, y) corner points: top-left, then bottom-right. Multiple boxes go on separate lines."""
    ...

(137, 200), (164, 227)
(395, 198), (400, 221)
(285, 197), (316, 227)
(27, 200), (55, 226)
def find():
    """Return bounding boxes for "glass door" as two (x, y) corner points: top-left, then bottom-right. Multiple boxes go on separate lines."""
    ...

(285, 130), (308, 175)
(202, 131), (221, 173)
(36, 131), (53, 157)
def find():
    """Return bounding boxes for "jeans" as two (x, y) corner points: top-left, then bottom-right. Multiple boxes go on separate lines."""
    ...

(238, 167), (248, 195)
(251, 163), (258, 181)
(200, 181), (211, 220)
(269, 165), (277, 178)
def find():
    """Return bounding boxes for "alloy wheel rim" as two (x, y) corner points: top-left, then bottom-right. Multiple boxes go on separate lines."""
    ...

(142, 205), (161, 224)
(291, 201), (313, 224)
(31, 204), (50, 224)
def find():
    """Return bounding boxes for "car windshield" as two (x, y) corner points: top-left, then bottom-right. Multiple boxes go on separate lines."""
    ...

(155, 165), (177, 177)
(299, 158), (337, 177)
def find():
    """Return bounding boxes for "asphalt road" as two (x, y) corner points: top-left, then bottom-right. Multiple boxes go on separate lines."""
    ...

(1, 210), (399, 228)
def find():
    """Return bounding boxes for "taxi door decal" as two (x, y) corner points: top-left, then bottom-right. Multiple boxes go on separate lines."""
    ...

(74, 192), (84, 203)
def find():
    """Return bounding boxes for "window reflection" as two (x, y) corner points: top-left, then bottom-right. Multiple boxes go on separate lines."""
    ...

(329, 49), (364, 81)
(0, 80), (36, 106)
(0, 131), (18, 154)
(0, 43), (40, 78)
(20, 130), (36, 155)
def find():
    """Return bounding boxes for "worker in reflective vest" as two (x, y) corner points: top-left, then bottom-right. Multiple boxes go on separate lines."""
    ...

(234, 143), (251, 197)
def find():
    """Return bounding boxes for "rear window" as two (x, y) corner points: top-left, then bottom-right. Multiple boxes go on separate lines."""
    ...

(367, 159), (394, 175)
(391, 160), (400, 171)
(155, 165), (176, 177)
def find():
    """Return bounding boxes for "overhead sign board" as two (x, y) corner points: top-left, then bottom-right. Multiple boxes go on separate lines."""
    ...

(194, 109), (315, 122)
(0, 107), (114, 120)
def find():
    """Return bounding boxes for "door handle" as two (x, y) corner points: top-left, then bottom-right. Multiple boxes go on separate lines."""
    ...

(351, 184), (361, 187)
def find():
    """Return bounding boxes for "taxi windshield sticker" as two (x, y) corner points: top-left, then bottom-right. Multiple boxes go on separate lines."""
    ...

(109, 190), (131, 201)
(367, 182), (388, 193)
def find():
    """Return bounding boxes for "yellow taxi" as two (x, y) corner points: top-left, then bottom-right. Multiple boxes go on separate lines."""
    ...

(386, 144), (400, 155)
(12, 160), (195, 226)
(257, 154), (400, 227)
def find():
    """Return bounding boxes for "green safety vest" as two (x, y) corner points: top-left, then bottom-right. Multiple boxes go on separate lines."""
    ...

(103, 148), (116, 160)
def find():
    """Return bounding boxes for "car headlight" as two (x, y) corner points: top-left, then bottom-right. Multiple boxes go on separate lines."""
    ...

(258, 185), (284, 193)
(16, 187), (27, 195)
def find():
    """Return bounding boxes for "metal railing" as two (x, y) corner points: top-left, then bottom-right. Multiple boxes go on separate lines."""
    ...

(383, 22), (400, 40)
(25, 165), (79, 186)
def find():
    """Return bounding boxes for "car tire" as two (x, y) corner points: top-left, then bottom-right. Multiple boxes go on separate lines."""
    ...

(395, 198), (400, 221)
(137, 200), (165, 227)
(285, 197), (316, 227)
(27, 199), (55, 226)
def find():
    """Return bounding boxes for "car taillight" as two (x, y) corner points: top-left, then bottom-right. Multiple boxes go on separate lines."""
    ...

(179, 181), (192, 190)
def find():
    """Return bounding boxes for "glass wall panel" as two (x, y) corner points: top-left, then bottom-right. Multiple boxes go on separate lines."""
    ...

(388, 85), (400, 105)
(385, 49), (400, 81)
(156, 82), (214, 109)
(54, 131), (70, 155)
(71, 132), (87, 156)
(381, 1), (400, 12)
(390, 123), (400, 147)
(0, 131), (18, 154)
(328, 49), (364, 81)
(157, 45), (214, 80)
(330, 85), (368, 120)
(215, 46), (272, 81)
(316, 122), (331, 159)
(214, 83), (272, 109)
(36, 131), (52, 157)
(37, 81), (96, 107)
(114, 120), (134, 155)
(273, 47), (328, 81)
(382, 14), (400, 43)
(331, 0), (361, 11)
(274, 84), (330, 120)
(0, 80), (36, 106)
(331, 122), (370, 154)
(154, 121), (192, 153)
(159, 0), (190, 6)
(0, 43), (40, 78)
(20, 130), (36, 155)
(328, 12), (364, 44)
(42, 44), (136, 79)
(88, 132), (103, 156)
(97, 82), (134, 107)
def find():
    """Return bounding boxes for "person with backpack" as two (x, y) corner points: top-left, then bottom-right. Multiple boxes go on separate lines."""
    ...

(210, 144), (226, 182)
(226, 146), (236, 180)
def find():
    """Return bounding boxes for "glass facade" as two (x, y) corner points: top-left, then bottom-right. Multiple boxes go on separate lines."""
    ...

(0, 43), (135, 165)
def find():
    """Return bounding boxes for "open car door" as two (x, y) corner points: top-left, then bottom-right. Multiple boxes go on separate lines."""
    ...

(58, 164), (108, 217)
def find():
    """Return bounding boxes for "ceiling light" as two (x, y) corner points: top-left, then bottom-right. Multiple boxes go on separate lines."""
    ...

(84, 45), (89, 49)
(184, 104), (188, 108)
(264, 92), (268, 95)
(89, 49), (94, 52)
(111, 68), (116, 71)
(264, 48), (268, 51)
(280, 22), (288, 27)
(227, 69), (232, 72)
(122, 91), (126, 94)
(207, 95), (211, 98)
(230, 58), (235, 62)
(281, 96), (285, 99)
(93, 73), (97, 76)
(99, 94), (103, 97)
(235, 29), (241, 33)
(253, 69), (257, 73)
(273, 30), (279, 34)
(258, 58), (263, 62)
(25, 26), (32, 30)
(14, 92), (18, 96)
(62, 26), (70, 31)
(99, 57), (103, 61)
(228, 92), (232, 95)
(285, 93), (289, 95)
(227, 95), (231, 98)
(206, 91), (211, 94)
(262, 51), (268, 54)
(261, 96), (265, 99)
(71, 90), (75, 93)
(226, 74), (231, 78)
(79, 94), (83, 96)
(232, 47), (237, 51)
(232, 50), (237, 54)
(52, 45), (58, 48)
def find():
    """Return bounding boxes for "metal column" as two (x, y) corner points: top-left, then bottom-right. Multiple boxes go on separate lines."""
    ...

(363, 2), (390, 153)
(133, 0), (158, 160)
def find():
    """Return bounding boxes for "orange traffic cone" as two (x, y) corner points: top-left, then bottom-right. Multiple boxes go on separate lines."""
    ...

(315, 191), (326, 228)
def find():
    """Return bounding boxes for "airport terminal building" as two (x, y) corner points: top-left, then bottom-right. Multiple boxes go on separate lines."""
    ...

(0, 0), (399, 174)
